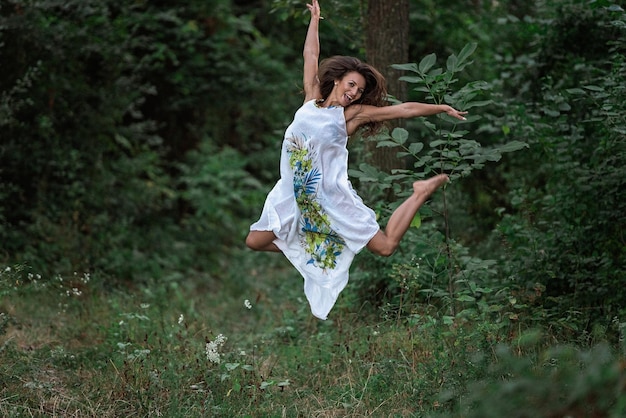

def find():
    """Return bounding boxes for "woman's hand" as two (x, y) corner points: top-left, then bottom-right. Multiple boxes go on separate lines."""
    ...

(442, 105), (468, 121)
(307, 0), (322, 21)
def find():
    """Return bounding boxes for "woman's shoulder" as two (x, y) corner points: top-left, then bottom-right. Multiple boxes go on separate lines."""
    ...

(344, 103), (391, 136)
(299, 99), (318, 110)
(344, 103), (376, 122)
(293, 99), (324, 117)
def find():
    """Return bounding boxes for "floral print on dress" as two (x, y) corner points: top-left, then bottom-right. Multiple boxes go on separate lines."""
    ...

(286, 134), (345, 270)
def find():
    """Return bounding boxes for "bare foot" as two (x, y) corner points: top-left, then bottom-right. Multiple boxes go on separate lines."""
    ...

(412, 174), (449, 198)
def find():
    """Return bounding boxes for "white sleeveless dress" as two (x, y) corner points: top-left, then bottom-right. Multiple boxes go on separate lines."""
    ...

(250, 99), (380, 320)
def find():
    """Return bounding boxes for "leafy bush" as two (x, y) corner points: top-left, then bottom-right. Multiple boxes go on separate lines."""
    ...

(444, 339), (626, 417)
(0, 0), (297, 280)
(495, 0), (626, 329)
(348, 44), (526, 331)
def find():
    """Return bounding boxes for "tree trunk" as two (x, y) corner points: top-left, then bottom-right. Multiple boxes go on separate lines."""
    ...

(365, 0), (409, 172)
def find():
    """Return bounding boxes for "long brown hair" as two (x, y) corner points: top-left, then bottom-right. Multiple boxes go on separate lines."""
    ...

(318, 55), (388, 135)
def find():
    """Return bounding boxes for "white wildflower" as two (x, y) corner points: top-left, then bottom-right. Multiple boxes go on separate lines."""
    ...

(206, 334), (227, 364)
(244, 299), (252, 310)
(178, 314), (184, 325)
(117, 342), (131, 350)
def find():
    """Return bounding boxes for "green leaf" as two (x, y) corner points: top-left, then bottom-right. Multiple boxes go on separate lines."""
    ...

(391, 63), (418, 72)
(398, 76), (423, 84)
(429, 68), (444, 77)
(457, 43), (477, 65)
(410, 213), (421, 228)
(456, 294), (476, 302)
(583, 85), (604, 92)
(411, 86), (431, 93)
(115, 134), (132, 151)
(408, 142), (424, 154)
(442, 150), (460, 159)
(446, 54), (458, 72)
(430, 139), (448, 148)
(391, 127), (409, 144)
(376, 140), (400, 148)
(418, 53), (437, 74)
(484, 150), (502, 162)
(542, 107), (560, 117)
(463, 100), (493, 109)
(224, 363), (240, 371)
(497, 141), (528, 153)
(423, 120), (437, 130)
(566, 88), (586, 95)
(231, 381), (241, 393)
(260, 380), (275, 390)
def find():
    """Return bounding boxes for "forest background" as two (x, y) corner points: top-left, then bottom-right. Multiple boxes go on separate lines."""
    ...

(1, 0), (625, 416)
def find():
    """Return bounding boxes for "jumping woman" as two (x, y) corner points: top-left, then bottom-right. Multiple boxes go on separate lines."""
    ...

(246, 0), (468, 319)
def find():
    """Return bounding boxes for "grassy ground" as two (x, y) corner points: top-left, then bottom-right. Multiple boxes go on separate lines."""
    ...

(1, 254), (625, 417)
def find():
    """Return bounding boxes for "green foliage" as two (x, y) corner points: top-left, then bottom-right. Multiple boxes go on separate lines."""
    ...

(2, 0), (626, 414)
(0, 0), (297, 279)
(385, 44), (527, 182)
(494, 0), (626, 328)
(349, 45), (526, 336)
(444, 340), (626, 417)
(178, 143), (266, 250)
(2, 263), (624, 417)
(270, 0), (365, 53)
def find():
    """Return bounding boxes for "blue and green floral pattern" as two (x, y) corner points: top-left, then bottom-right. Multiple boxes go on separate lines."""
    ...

(286, 135), (345, 270)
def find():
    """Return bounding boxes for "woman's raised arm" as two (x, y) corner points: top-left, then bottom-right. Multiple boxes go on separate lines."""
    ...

(303, 0), (322, 102)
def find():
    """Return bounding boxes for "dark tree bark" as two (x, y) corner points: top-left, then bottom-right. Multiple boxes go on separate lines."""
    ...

(365, 0), (409, 172)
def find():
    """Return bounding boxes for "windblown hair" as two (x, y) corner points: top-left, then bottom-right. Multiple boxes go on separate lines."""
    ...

(318, 55), (388, 135)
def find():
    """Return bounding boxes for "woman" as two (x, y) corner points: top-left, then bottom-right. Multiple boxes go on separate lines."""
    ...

(246, 0), (467, 320)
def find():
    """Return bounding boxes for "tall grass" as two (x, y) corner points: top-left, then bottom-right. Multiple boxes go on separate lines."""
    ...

(1, 257), (624, 417)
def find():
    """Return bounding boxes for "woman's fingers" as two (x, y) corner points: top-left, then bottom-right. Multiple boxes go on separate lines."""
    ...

(307, 0), (321, 18)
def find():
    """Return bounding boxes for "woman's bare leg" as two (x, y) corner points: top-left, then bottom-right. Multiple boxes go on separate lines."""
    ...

(245, 230), (282, 252)
(367, 174), (449, 257)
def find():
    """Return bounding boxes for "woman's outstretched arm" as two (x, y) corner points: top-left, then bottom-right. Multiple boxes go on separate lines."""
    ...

(303, 0), (322, 102)
(345, 102), (467, 135)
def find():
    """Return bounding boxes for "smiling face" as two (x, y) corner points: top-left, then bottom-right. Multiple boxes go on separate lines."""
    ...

(332, 71), (366, 107)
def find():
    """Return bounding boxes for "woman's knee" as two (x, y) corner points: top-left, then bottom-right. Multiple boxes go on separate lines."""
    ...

(245, 233), (261, 251)
(245, 230), (276, 251)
